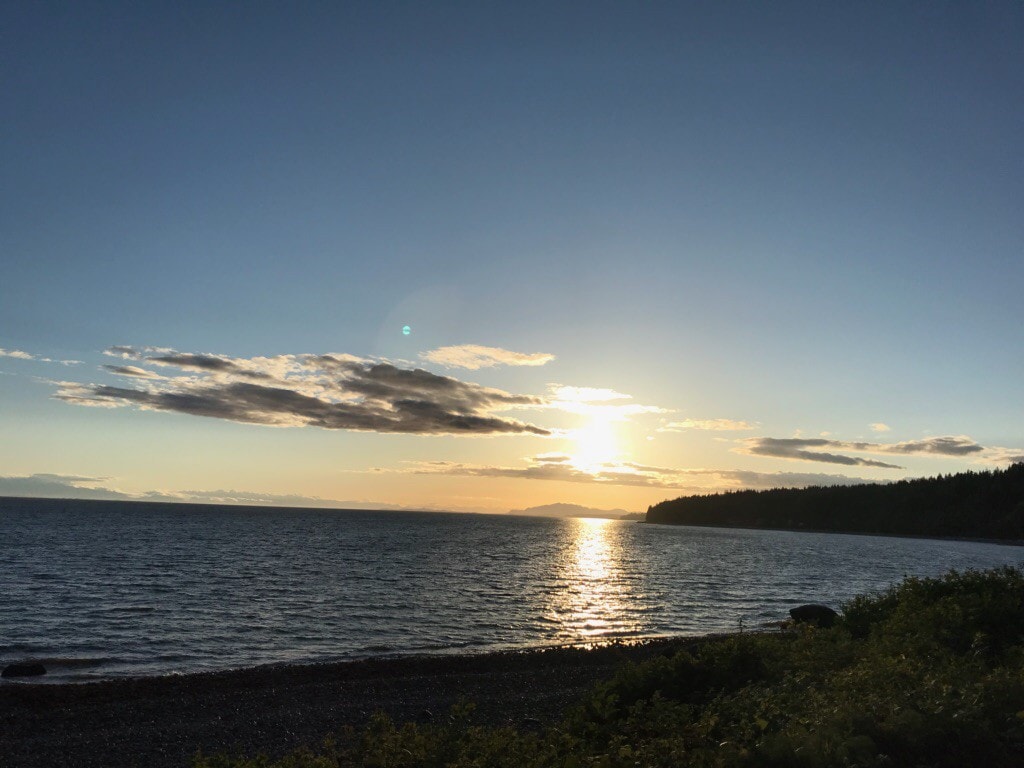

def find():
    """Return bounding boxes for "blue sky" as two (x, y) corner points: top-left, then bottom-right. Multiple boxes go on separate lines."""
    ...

(2, 2), (1022, 512)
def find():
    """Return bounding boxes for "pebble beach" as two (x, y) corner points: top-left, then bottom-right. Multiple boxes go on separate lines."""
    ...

(1, 636), (717, 768)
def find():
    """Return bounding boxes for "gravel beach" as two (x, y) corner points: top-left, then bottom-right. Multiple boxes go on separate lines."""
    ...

(1, 636), (718, 768)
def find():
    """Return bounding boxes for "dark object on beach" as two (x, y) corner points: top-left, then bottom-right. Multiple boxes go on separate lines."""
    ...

(2, 662), (47, 678)
(789, 604), (838, 628)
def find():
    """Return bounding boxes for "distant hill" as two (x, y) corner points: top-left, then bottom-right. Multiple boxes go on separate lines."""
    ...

(509, 502), (637, 520)
(646, 464), (1024, 541)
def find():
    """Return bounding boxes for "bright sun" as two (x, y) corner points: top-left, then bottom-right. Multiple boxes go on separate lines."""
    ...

(570, 415), (622, 472)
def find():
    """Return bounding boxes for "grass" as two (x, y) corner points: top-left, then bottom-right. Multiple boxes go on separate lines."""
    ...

(194, 566), (1024, 767)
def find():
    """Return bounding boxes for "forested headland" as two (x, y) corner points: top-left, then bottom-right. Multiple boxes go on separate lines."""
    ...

(646, 463), (1024, 541)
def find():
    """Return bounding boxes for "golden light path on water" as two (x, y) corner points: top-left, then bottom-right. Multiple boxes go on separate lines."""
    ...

(544, 517), (645, 645)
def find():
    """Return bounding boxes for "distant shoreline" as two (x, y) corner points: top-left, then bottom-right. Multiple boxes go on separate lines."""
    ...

(642, 519), (1024, 547)
(6, 495), (1016, 543)
(0, 494), (461, 516)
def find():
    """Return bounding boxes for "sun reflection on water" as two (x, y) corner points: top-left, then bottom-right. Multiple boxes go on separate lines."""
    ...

(544, 517), (645, 645)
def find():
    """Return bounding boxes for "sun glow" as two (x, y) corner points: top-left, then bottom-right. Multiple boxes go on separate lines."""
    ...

(543, 517), (644, 644)
(569, 414), (622, 472)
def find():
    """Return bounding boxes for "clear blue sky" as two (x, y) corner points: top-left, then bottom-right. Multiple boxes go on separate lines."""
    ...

(2, 2), (1022, 512)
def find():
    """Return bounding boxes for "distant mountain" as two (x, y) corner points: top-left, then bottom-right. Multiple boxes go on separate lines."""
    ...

(508, 502), (637, 519)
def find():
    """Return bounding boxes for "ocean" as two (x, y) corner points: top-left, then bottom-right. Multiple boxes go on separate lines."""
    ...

(2, 497), (1022, 682)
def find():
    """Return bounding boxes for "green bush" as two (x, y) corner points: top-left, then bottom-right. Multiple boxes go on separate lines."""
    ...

(195, 566), (1024, 768)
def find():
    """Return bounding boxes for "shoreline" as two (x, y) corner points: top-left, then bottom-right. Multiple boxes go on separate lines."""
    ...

(642, 519), (1024, 547)
(0, 634), (691, 686)
(0, 634), (733, 768)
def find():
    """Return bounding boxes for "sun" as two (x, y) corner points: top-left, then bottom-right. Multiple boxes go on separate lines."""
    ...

(570, 414), (622, 472)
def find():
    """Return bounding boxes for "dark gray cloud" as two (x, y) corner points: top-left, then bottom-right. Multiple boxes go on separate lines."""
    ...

(879, 436), (984, 456)
(59, 348), (550, 436)
(740, 435), (987, 468)
(315, 358), (539, 411)
(148, 354), (243, 372)
(532, 454), (573, 464)
(744, 438), (904, 468)
(146, 353), (273, 380)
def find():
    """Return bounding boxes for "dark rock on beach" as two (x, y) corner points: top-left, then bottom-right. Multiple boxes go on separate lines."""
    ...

(2, 663), (46, 678)
(789, 604), (839, 628)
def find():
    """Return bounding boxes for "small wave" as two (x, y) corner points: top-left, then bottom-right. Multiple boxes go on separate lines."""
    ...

(99, 605), (157, 614)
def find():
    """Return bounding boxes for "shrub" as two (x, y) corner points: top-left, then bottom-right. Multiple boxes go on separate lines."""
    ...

(195, 566), (1024, 768)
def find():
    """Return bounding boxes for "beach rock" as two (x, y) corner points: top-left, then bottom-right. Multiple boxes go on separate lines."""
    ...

(2, 662), (47, 678)
(789, 604), (838, 628)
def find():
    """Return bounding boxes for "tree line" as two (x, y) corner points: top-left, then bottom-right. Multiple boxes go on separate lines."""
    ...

(646, 463), (1024, 540)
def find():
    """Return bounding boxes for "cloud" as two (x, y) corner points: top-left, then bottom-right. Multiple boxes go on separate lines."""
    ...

(660, 418), (759, 432)
(880, 436), (985, 456)
(0, 348), (34, 360)
(104, 346), (144, 359)
(0, 473), (448, 511)
(137, 488), (419, 510)
(0, 473), (132, 500)
(976, 447), (1024, 466)
(407, 458), (663, 486)
(742, 438), (905, 468)
(870, 422), (891, 432)
(103, 365), (163, 379)
(388, 456), (876, 492)
(531, 453), (574, 464)
(739, 435), (988, 468)
(549, 385), (631, 403)
(0, 348), (81, 365)
(546, 384), (666, 419)
(56, 347), (550, 436)
(144, 353), (284, 381)
(421, 344), (555, 370)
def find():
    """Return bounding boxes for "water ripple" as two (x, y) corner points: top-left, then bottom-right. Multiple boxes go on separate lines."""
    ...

(1, 501), (1022, 681)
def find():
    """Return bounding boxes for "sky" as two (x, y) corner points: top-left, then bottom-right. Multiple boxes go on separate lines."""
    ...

(2, 2), (1022, 513)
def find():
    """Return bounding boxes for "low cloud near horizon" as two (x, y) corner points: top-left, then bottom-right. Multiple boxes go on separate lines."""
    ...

(0, 473), (453, 511)
(0, 473), (132, 500)
(390, 455), (876, 493)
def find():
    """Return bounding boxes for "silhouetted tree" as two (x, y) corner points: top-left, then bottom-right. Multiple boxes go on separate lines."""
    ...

(646, 463), (1024, 541)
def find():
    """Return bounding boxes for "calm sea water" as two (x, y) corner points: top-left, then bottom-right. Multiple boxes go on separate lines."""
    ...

(2, 498), (1022, 682)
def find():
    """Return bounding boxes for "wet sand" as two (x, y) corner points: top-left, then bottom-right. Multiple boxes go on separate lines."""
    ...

(1, 636), (721, 768)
